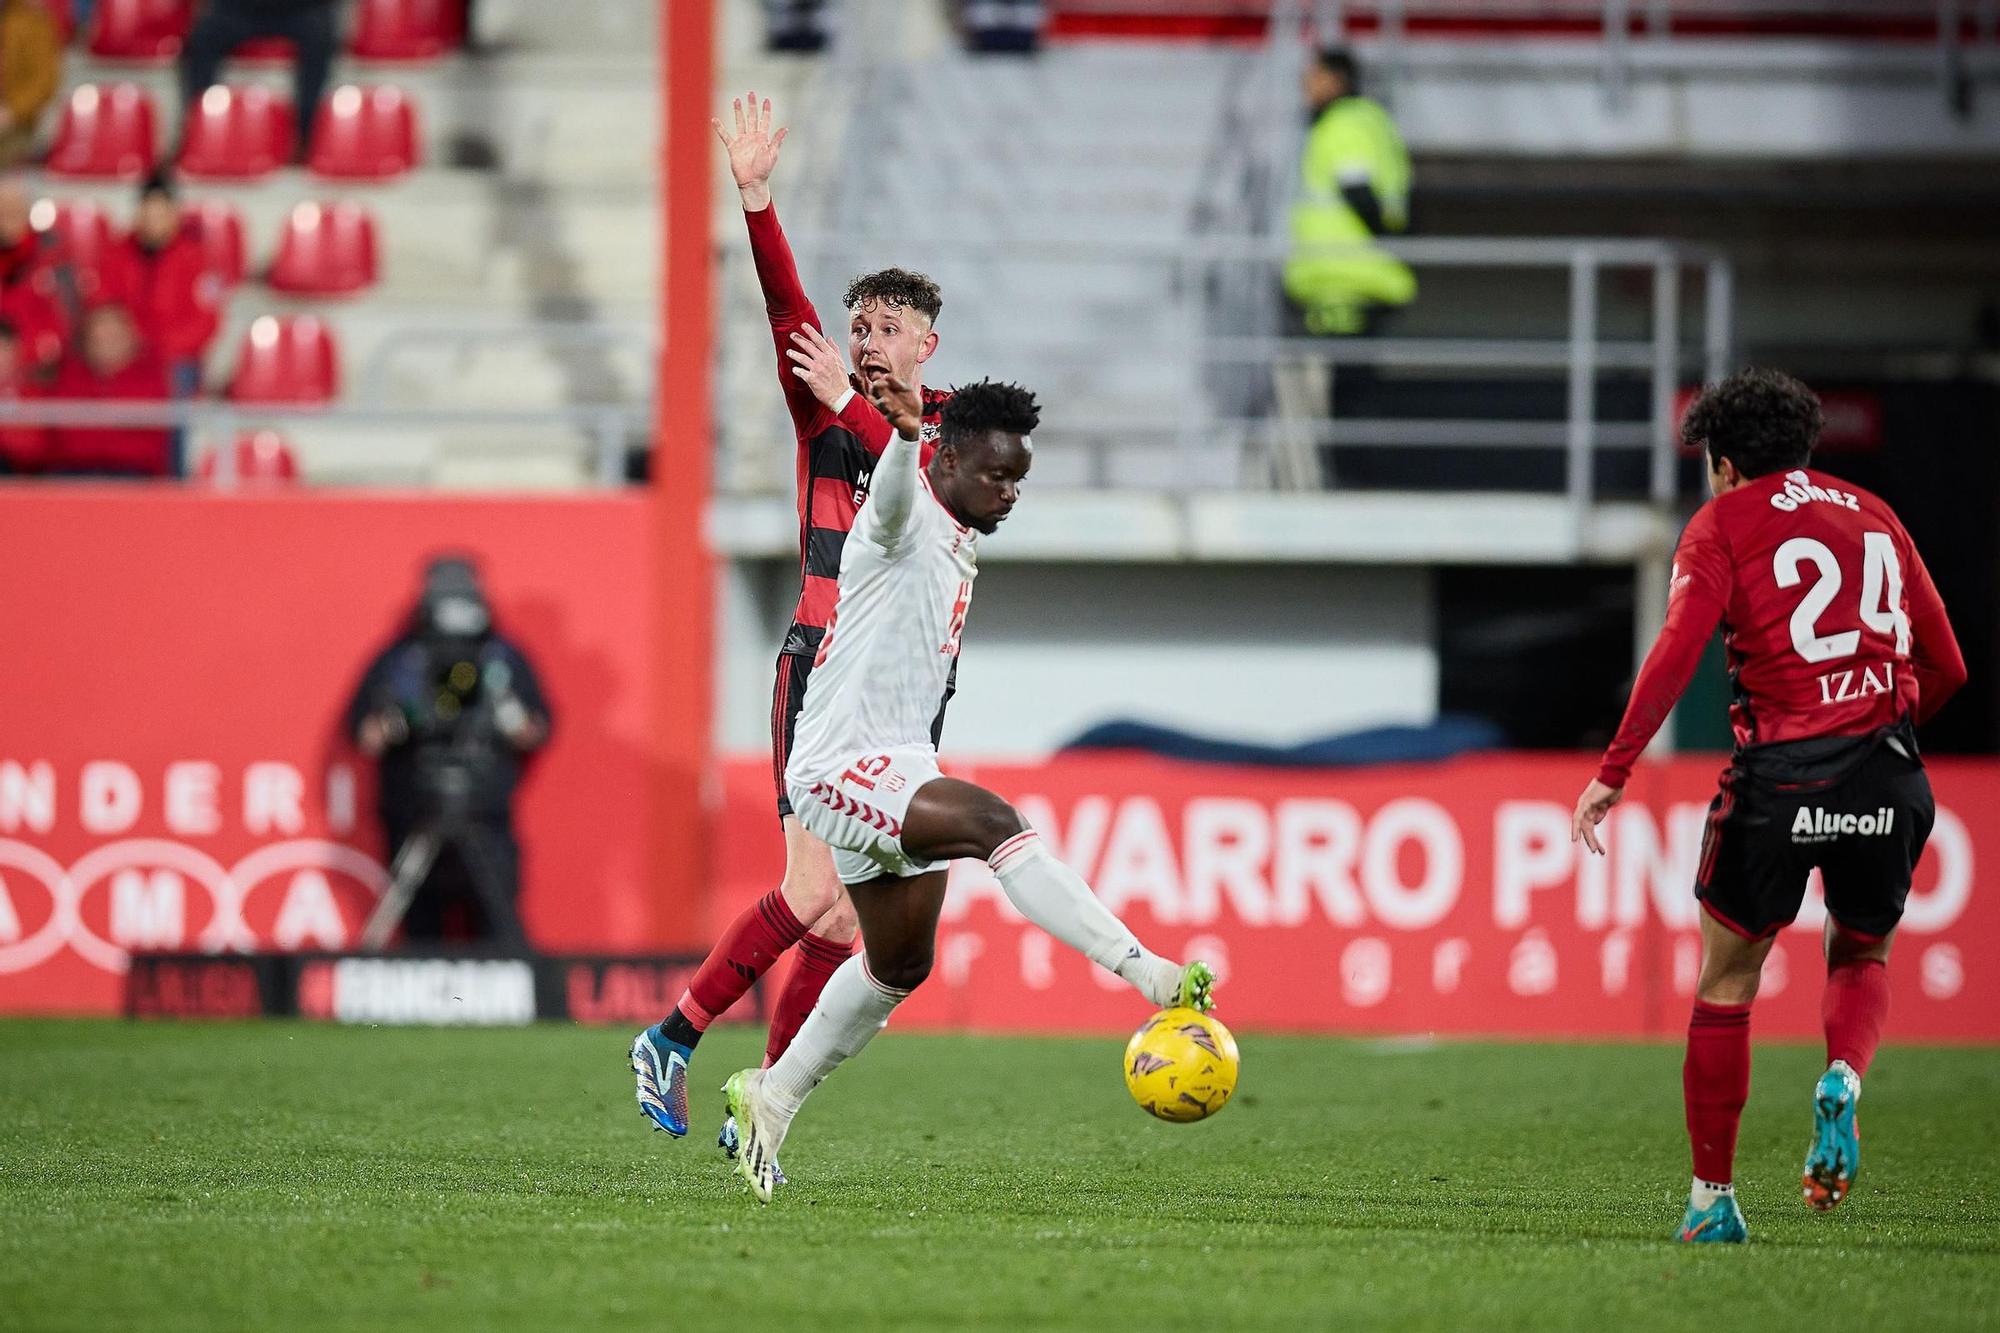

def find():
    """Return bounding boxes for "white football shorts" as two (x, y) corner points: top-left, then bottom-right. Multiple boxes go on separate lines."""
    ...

(787, 744), (948, 885)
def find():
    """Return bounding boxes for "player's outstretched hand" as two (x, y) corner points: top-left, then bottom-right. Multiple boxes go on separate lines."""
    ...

(712, 89), (787, 209)
(787, 325), (849, 410)
(1571, 778), (1623, 855)
(869, 374), (923, 441)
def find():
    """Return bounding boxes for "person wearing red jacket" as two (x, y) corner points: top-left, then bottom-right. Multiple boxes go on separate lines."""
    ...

(0, 176), (77, 371)
(99, 172), (224, 393)
(0, 317), (46, 471)
(46, 303), (172, 476)
(1572, 368), (1966, 1245)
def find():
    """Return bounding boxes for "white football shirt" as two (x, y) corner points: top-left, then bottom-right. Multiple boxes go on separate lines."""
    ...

(784, 428), (979, 784)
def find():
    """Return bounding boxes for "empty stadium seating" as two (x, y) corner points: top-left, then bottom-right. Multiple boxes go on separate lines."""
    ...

(350, 0), (464, 61)
(178, 84), (296, 179)
(183, 199), (249, 288)
(86, 0), (190, 61)
(268, 202), (380, 296)
(228, 315), (340, 404)
(45, 82), (158, 180)
(199, 430), (301, 485)
(307, 85), (421, 179)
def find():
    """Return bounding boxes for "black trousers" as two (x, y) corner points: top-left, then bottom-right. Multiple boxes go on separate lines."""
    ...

(180, 0), (340, 153)
(382, 807), (524, 945)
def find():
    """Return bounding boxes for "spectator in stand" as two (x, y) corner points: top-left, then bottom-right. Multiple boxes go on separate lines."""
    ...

(181, 0), (343, 159)
(0, 318), (48, 472)
(0, 0), (60, 168)
(1284, 47), (1414, 341)
(1273, 47), (1415, 472)
(0, 176), (78, 370)
(47, 302), (172, 477)
(101, 172), (223, 398)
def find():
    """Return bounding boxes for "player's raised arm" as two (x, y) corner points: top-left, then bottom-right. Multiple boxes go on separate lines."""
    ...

(856, 373), (925, 544)
(713, 90), (787, 213)
(715, 91), (839, 428)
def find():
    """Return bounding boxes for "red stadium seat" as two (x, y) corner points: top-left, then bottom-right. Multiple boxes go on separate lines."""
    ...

(307, 85), (420, 180)
(46, 83), (159, 180)
(29, 197), (117, 275)
(183, 199), (249, 287)
(87, 0), (191, 61)
(228, 315), (339, 404)
(267, 201), (380, 296)
(199, 430), (300, 486)
(177, 84), (296, 179)
(349, 0), (464, 60)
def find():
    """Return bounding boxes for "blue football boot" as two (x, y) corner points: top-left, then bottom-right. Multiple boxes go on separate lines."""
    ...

(629, 1026), (691, 1138)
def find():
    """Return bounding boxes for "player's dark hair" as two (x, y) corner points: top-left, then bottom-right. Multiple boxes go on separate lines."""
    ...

(1315, 46), (1360, 94)
(939, 379), (1039, 450)
(843, 268), (942, 325)
(1683, 367), (1823, 479)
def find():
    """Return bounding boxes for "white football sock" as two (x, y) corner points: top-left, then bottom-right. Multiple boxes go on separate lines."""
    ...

(988, 830), (1180, 1006)
(762, 954), (907, 1119)
(1691, 1177), (1734, 1209)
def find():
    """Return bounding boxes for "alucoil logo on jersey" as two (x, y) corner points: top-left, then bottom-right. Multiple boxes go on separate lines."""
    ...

(1770, 469), (1861, 513)
(1792, 806), (1896, 843)
(0, 759), (390, 976)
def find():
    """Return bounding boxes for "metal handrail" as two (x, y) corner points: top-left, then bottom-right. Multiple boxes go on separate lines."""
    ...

(0, 399), (648, 487)
(755, 230), (1734, 533)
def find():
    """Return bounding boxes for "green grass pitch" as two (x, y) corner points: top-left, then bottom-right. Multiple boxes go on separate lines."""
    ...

(2, 1019), (1996, 1331)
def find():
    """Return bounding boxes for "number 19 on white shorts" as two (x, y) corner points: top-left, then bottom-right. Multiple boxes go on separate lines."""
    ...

(788, 745), (947, 885)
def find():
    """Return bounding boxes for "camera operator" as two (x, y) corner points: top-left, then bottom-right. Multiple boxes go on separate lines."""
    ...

(345, 556), (551, 947)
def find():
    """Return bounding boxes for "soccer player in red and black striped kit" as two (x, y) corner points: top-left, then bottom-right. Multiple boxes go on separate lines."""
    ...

(1571, 368), (1966, 1244)
(630, 92), (955, 1164)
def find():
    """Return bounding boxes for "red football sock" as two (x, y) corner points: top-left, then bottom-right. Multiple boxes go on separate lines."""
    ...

(1684, 1000), (1752, 1185)
(1823, 956), (1889, 1076)
(667, 890), (807, 1039)
(763, 931), (855, 1067)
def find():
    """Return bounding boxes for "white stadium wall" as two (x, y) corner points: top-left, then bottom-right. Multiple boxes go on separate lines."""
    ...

(717, 562), (1438, 758)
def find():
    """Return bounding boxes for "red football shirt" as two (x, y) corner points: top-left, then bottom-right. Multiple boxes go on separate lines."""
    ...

(1598, 467), (1966, 788)
(742, 202), (949, 658)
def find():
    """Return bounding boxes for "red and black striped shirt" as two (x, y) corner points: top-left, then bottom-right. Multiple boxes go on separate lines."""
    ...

(744, 203), (951, 657)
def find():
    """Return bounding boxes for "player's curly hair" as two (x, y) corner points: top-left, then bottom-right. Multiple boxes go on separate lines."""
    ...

(843, 268), (942, 325)
(939, 380), (1040, 449)
(1682, 367), (1823, 479)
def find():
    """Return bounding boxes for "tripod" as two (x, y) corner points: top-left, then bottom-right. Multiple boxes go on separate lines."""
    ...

(360, 764), (528, 951)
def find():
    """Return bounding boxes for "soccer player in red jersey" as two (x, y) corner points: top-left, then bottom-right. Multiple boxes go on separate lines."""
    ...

(1571, 368), (1967, 1244)
(630, 92), (957, 1165)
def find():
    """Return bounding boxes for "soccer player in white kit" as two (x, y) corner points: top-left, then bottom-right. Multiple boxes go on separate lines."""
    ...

(723, 376), (1216, 1203)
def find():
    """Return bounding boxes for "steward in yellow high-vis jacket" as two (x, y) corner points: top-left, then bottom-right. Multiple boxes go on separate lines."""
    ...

(1283, 48), (1414, 336)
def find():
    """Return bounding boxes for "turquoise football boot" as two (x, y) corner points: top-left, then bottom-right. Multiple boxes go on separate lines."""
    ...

(1803, 1060), (1862, 1211)
(1679, 1193), (1748, 1244)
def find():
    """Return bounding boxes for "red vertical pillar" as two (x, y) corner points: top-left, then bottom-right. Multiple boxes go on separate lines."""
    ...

(649, 0), (716, 947)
